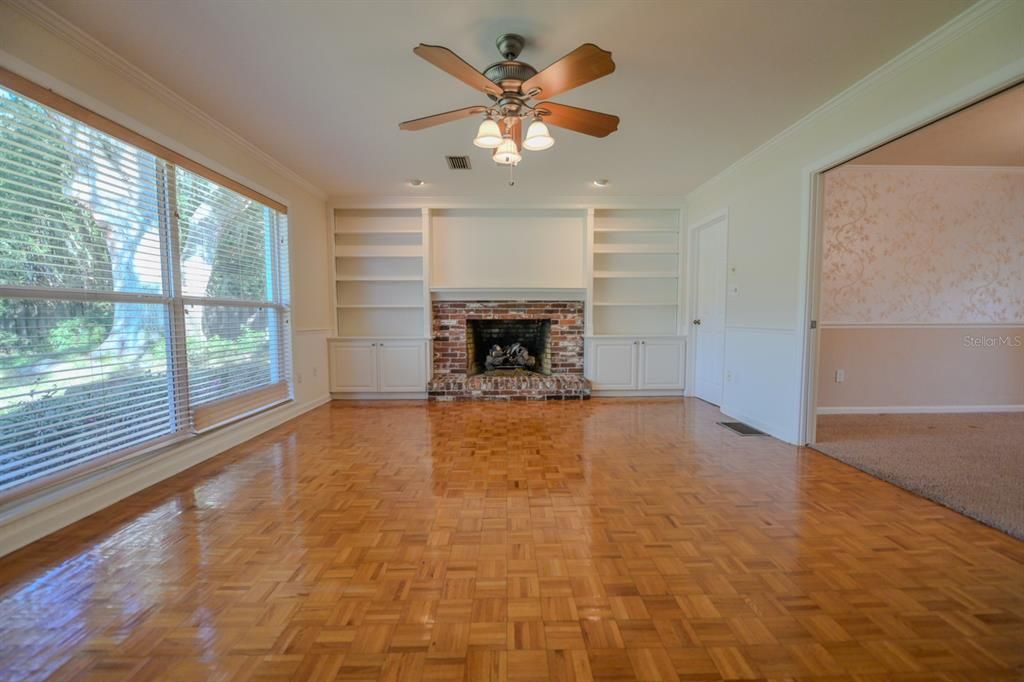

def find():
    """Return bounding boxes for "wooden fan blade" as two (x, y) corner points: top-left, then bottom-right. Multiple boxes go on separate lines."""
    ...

(499, 118), (522, 148)
(413, 44), (502, 96)
(521, 44), (615, 99)
(399, 106), (488, 131)
(535, 102), (619, 138)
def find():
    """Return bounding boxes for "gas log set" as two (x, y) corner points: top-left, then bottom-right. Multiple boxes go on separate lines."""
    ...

(484, 342), (537, 371)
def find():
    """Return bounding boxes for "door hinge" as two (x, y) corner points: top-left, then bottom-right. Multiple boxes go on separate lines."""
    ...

(810, 320), (817, 329)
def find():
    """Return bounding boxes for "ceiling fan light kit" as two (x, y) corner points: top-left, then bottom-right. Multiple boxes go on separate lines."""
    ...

(400, 33), (619, 183)
(492, 137), (522, 166)
(523, 120), (554, 151)
(473, 119), (503, 148)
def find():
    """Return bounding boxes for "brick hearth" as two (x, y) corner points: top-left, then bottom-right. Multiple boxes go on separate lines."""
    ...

(428, 301), (590, 400)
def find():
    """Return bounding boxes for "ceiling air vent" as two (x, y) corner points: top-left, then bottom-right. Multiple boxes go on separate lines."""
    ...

(445, 155), (472, 170)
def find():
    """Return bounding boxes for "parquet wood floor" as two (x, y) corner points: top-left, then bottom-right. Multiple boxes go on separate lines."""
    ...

(0, 399), (1022, 681)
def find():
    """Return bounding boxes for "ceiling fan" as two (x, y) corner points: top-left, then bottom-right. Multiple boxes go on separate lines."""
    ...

(399, 33), (619, 175)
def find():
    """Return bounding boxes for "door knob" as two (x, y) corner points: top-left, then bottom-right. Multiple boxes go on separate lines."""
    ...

(693, 319), (702, 325)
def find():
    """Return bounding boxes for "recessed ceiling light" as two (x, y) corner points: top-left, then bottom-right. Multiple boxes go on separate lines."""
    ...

(592, 178), (610, 187)
(408, 179), (425, 187)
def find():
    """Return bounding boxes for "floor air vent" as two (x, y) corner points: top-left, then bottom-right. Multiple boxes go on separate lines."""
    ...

(445, 155), (472, 170)
(718, 421), (767, 436)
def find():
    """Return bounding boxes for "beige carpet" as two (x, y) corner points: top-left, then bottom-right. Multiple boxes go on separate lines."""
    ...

(812, 412), (1024, 539)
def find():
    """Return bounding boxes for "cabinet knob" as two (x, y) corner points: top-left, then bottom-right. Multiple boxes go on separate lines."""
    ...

(693, 319), (702, 326)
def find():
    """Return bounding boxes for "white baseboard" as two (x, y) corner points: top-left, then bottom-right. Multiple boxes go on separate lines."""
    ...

(817, 404), (1024, 415)
(591, 390), (685, 398)
(331, 392), (427, 400)
(0, 394), (331, 559)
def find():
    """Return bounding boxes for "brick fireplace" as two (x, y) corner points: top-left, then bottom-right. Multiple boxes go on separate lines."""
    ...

(428, 301), (590, 400)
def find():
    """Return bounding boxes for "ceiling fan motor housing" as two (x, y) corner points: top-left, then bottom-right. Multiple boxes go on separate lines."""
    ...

(485, 34), (538, 98)
(483, 61), (538, 97)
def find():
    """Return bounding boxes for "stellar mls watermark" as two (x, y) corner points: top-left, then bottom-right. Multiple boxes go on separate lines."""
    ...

(962, 334), (1022, 349)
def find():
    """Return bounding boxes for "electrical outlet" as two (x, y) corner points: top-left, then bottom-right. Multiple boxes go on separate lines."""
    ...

(835, 369), (845, 383)
(297, 371), (304, 385)
(725, 370), (733, 382)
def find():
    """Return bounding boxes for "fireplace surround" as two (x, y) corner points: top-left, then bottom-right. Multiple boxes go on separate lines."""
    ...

(428, 300), (590, 400)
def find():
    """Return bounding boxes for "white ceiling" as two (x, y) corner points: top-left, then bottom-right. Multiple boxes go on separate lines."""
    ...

(850, 83), (1023, 167)
(41, 0), (973, 200)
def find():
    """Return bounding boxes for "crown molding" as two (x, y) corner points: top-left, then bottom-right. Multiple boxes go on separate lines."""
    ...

(326, 195), (686, 210)
(6, 0), (327, 200)
(837, 163), (1024, 173)
(695, 0), (1013, 193)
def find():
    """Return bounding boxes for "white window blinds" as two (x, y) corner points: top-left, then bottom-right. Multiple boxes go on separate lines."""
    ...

(176, 169), (290, 431)
(0, 77), (290, 498)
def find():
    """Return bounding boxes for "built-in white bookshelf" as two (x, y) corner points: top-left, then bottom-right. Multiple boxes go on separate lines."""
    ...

(332, 209), (429, 339)
(589, 209), (683, 336)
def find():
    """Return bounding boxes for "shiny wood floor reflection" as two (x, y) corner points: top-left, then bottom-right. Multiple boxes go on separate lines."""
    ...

(1, 399), (1022, 681)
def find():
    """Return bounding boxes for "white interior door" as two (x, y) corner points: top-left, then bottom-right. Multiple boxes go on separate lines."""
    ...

(693, 219), (727, 405)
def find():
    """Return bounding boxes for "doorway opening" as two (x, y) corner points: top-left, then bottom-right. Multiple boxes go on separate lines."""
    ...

(805, 83), (1023, 538)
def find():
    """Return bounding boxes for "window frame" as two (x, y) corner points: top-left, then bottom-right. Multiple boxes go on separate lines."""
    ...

(0, 68), (292, 504)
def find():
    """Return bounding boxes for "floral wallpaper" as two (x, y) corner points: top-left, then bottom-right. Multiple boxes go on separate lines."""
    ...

(821, 166), (1024, 324)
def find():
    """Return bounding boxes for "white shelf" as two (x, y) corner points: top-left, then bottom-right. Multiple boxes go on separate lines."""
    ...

(590, 209), (683, 337)
(337, 304), (423, 309)
(592, 302), (677, 307)
(333, 209), (428, 339)
(335, 245), (423, 258)
(593, 271), (678, 279)
(587, 334), (688, 339)
(336, 275), (423, 282)
(593, 227), (679, 233)
(593, 244), (678, 254)
(334, 226), (422, 234)
(330, 335), (430, 341)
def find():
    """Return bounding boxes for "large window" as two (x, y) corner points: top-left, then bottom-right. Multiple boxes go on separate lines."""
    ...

(0, 78), (290, 497)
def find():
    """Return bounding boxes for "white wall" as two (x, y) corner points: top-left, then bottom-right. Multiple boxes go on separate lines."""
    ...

(0, 3), (332, 556)
(684, 0), (1024, 442)
(431, 209), (586, 289)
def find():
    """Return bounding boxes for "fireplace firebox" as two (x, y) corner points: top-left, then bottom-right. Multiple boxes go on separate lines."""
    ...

(466, 319), (551, 376)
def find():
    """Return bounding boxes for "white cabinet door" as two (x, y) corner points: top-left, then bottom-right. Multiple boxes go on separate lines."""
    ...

(377, 340), (427, 392)
(329, 340), (378, 392)
(588, 339), (638, 389)
(638, 338), (685, 390)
